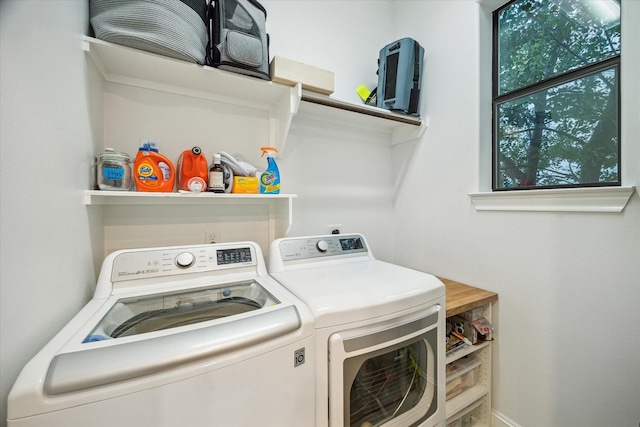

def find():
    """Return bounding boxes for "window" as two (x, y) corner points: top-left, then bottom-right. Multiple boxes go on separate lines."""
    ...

(492, 0), (621, 190)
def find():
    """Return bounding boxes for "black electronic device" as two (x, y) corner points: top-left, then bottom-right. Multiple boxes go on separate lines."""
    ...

(376, 38), (424, 116)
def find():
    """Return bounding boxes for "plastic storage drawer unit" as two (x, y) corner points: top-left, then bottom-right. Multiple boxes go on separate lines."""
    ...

(445, 356), (481, 400)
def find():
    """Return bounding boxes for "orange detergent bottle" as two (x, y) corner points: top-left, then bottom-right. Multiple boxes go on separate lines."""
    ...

(177, 146), (208, 192)
(133, 139), (175, 192)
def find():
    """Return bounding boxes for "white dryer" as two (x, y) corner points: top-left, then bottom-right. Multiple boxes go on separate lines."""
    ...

(268, 234), (446, 427)
(8, 242), (315, 427)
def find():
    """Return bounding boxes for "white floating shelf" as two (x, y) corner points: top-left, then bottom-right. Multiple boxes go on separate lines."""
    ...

(83, 36), (297, 110)
(84, 191), (297, 237)
(83, 36), (425, 147)
(298, 90), (426, 144)
(84, 190), (296, 206)
(82, 36), (300, 153)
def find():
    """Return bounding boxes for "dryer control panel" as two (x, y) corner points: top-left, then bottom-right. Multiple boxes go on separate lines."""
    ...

(276, 234), (369, 262)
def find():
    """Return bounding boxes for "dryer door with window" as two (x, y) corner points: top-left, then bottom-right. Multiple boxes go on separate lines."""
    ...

(328, 306), (442, 427)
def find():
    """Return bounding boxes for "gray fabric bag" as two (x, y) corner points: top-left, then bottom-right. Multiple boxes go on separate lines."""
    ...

(90, 0), (208, 64)
(207, 0), (270, 80)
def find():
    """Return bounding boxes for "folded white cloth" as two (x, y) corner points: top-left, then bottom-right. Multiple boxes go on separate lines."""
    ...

(219, 151), (259, 177)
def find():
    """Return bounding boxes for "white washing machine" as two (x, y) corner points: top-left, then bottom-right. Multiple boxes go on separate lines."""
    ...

(8, 242), (316, 427)
(268, 234), (446, 427)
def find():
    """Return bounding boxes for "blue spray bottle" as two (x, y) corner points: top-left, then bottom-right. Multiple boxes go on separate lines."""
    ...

(260, 146), (280, 194)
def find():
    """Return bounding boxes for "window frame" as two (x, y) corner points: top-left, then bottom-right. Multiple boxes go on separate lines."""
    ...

(490, 0), (622, 191)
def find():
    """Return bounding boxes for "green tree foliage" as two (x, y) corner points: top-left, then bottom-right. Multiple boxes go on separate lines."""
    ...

(495, 0), (620, 189)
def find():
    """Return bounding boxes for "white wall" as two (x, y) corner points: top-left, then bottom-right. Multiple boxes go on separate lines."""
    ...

(392, 1), (640, 427)
(264, 0), (399, 258)
(263, 0), (395, 105)
(0, 1), (100, 424)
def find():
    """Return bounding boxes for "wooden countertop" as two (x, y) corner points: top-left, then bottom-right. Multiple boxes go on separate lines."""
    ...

(439, 277), (498, 317)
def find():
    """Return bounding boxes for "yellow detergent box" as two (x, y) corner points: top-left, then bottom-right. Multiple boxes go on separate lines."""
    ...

(232, 176), (259, 194)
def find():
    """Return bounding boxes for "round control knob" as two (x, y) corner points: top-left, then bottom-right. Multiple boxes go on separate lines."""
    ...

(175, 252), (195, 268)
(316, 240), (329, 252)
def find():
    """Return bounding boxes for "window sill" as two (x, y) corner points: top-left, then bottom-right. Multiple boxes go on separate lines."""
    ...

(469, 186), (635, 213)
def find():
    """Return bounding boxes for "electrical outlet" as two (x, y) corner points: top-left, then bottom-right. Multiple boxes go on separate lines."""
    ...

(205, 230), (221, 244)
(326, 224), (342, 235)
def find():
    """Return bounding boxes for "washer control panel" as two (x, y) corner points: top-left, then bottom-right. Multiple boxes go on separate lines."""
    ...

(110, 244), (255, 282)
(277, 234), (368, 261)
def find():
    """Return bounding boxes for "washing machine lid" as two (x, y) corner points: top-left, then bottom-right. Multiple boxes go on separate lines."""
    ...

(270, 259), (444, 328)
(85, 279), (277, 341)
(43, 278), (301, 396)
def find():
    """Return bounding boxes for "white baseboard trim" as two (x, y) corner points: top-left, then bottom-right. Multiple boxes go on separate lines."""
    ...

(492, 410), (522, 427)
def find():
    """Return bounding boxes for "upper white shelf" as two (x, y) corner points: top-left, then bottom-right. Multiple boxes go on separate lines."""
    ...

(83, 36), (298, 110)
(82, 36), (425, 148)
(82, 36), (299, 153)
(298, 91), (426, 145)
